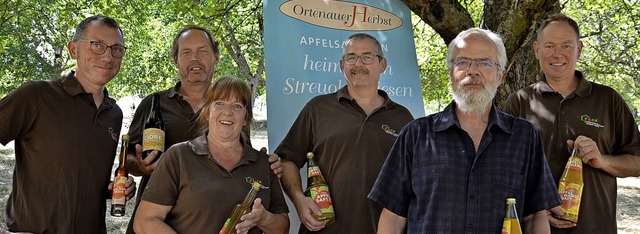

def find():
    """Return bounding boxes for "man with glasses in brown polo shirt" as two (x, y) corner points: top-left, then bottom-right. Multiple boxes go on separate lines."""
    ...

(0, 15), (136, 233)
(276, 33), (414, 233)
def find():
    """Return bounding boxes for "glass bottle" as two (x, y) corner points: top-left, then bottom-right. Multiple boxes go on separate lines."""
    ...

(110, 135), (129, 216)
(304, 152), (335, 225)
(219, 181), (262, 234)
(501, 198), (522, 234)
(555, 149), (583, 223)
(142, 93), (165, 163)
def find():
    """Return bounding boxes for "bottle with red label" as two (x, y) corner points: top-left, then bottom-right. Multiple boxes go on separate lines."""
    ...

(111, 135), (129, 216)
(555, 148), (583, 223)
(304, 152), (335, 225)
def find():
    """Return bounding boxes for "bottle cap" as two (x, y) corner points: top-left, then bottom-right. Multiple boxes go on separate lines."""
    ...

(506, 198), (516, 204)
(252, 181), (262, 191)
(306, 152), (314, 159)
(122, 135), (130, 141)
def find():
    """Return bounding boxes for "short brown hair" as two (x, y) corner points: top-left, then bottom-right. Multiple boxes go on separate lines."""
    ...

(197, 75), (253, 133)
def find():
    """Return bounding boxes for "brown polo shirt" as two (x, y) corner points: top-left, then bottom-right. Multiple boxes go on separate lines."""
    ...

(125, 82), (200, 233)
(503, 70), (640, 233)
(0, 71), (123, 233)
(275, 86), (414, 234)
(141, 134), (289, 233)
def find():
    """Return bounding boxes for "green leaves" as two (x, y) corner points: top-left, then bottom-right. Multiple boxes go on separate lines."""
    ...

(2, 0), (639, 123)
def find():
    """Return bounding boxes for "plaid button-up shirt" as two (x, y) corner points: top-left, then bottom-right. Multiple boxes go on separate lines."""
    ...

(369, 102), (561, 233)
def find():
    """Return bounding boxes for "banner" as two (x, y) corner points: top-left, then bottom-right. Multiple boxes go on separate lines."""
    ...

(263, 0), (424, 152)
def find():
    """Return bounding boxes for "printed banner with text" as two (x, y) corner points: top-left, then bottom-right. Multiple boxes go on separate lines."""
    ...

(264, 0), (424, 151)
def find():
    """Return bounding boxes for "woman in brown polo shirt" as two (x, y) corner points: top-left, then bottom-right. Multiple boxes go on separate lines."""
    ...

(133, 75), (289, 234)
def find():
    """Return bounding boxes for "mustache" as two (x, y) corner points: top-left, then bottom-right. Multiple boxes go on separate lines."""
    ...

(350, 66), (369, 74)
(459, 75), (485, 86)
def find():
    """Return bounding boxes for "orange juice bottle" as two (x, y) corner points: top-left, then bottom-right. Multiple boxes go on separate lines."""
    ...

(304, 152), (335, 225)
(555, 149), (583, 223)
(501, 198), (522, 234)
(110, 135), (129, 216)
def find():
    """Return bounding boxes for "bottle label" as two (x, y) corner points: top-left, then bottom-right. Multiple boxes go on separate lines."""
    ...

(558, 182), (583, 216)
(143, 128), (165, 152)
(219, 218), (231, 234)
(308, 166), (321, 177)
(309, 185), (334, 213)
(112, 176), (127, 205)
(502, 219), (521, 234)
(501, 219), (511, 234)
(568, 158), (583, 171)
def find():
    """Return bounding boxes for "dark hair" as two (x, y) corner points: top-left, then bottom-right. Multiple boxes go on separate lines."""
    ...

(171, 26), (220, 63)
(197, 75), (253, 133)
(343, 33), (385, 58)
(72, 15), (123, 42)
(537, 14), (581, 41)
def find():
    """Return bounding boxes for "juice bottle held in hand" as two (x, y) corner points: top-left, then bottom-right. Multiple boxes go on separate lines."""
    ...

(111, 135), (129, 216)
(555, 149), (584, 223)
(501, 198), (522, 234)
(220, 181), (262, 234)
(304, 152), (335, 225)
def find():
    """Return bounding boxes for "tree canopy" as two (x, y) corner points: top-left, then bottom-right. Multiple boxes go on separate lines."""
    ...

(1, 0), (638, 122)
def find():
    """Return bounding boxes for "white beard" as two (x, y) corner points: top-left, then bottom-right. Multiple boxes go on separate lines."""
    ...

(452, 76), (498, 116)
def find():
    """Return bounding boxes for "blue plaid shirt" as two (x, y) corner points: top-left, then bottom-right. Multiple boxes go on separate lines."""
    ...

(368, 102), (561, 234)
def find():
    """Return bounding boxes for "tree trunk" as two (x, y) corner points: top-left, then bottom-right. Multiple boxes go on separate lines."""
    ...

(402, 0), (561, 107)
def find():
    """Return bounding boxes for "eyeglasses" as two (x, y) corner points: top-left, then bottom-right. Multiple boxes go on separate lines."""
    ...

(76, 39), (127, 58)
(342, 54), (382, 65)
(451, 57), (499, 70)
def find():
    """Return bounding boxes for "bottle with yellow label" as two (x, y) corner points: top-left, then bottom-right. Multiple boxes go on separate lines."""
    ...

(304, 152), (335, 225)
(555, 149), (583, 223)
(219, 181), (261, 234)
(501, 198), (522, 234)
(142, 93), (165, 163)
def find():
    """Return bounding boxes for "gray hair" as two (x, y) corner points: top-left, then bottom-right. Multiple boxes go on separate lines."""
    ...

(342, 33), (384, 58)
(446, 28), (507, 71)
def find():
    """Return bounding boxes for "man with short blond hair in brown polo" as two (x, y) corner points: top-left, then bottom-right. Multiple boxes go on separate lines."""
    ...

(0, 15), (136, 233)
(503, 14), (640, 233)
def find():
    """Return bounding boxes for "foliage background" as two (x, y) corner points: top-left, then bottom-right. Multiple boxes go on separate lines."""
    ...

(1, 0), (639, 121)
(1, 1), (640, 233)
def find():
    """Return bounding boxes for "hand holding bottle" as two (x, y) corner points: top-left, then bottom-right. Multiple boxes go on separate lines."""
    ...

(134, 144), (160, 175)
(107, 176), (136, 201)
(293, 195), (325, 232)
(233, 198), (267, 234)
(547, 207), (577, 229)
(568, 136), (606, 169)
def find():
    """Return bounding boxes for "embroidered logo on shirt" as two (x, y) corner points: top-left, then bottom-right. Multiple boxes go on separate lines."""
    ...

(108, 127), (118, 142)
(381, 125), (399, 137)
(581, 115), (604, 128)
